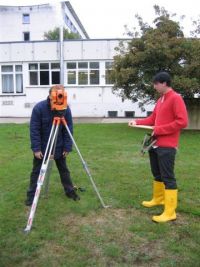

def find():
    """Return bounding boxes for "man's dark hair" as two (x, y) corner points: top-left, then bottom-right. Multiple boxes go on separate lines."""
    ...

(49, 84), (64, 95)
(153, 72), (171, 86)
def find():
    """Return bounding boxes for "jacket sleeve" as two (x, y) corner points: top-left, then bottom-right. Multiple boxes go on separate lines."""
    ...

(30, 105), (42, 152)
(154, 96), (188, 136)
(62, 107), (73, 152)
(135, 105), (157, 126)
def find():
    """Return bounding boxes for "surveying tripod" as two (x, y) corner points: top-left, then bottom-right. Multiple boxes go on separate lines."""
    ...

(24, 114), (108, 233)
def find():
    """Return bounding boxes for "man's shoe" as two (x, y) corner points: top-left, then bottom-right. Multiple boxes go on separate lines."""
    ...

(66, 190), (80, 201)
(25, 199), (33, 206)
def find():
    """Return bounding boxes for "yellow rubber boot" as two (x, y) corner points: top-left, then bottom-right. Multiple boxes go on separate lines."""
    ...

(152, 189), (177, 223)
(142, 181), (165, 208)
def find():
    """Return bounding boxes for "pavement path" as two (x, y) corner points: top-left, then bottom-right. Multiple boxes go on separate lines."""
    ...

(0, 117), (131, 124)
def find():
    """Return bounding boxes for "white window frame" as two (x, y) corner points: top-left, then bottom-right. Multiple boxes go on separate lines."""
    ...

(66, 61), (100, 86)
(29, 62), (60, 86)
(0, 64), (23, 95)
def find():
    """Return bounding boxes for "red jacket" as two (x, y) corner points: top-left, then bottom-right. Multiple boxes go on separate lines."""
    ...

(136, 89), (188, 147)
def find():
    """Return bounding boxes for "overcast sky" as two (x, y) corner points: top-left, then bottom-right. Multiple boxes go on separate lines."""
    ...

(1, 0), (200, 38)
(70, 0), (200, 38)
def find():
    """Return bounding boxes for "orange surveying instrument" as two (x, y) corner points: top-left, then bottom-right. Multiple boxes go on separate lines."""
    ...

(50, 84), (67, 111)
(24, 85), (108, 233)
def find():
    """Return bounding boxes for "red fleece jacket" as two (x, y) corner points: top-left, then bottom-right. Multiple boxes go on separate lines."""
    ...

(136, 89), (188, 147)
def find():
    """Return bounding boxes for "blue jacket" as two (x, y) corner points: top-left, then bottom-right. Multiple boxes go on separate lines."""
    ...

(30, 97), (73, 159)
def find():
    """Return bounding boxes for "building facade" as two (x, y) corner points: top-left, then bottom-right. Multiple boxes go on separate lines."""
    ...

(0, 39), (153, 118)
(0, 1), (89, 42)
(0, 2), (153, 118)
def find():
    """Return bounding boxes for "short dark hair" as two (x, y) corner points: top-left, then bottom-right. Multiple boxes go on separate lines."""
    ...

(49, 84), (64, 94)
(153, 72), (171, 86)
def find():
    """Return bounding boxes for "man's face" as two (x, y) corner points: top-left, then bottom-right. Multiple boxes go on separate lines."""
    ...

(153, 82), (167, 94)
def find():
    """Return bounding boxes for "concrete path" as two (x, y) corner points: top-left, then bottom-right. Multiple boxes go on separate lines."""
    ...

(0, 117), (131, 124)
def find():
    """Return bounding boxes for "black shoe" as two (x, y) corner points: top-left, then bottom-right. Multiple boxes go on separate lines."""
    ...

(25, 199), (33, 206)
(66, 190), (80, 201)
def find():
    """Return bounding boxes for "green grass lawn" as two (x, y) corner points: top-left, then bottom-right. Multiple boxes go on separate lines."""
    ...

(0, 123), (200, 267)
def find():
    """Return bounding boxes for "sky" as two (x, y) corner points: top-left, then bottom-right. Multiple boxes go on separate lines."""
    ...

(1, 0), (200, 38)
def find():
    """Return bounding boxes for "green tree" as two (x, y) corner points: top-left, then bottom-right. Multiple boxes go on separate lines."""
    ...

(44, 27), (80, 40)
(112, 6), (200, 107)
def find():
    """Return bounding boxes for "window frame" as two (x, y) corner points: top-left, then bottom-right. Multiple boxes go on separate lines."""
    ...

(29, 62), (60, 86)
(1, 64), (23, 94)
(66, 61), (100, 86)
(105, 61), (114, 85)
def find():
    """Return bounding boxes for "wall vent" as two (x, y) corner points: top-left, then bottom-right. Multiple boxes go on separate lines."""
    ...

(108, 111), (118, 118)
(125, 111), (135, 118)
(2, 101), (14, 106)
(24, 103), (35, 108)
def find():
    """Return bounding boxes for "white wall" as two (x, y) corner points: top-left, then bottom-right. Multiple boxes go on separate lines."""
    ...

(0, 86), (153, 118)
(0, 39), (154, 118)
(66, 86), (152, 117)
(63, 40), (117, 60)
(0, 5), (54, 42)
(0, 4), (87, 42)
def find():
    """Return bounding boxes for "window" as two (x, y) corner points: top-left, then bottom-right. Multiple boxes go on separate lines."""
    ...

(23, 32), (30, 41)
(67, 62), (76, 85)
(1, 65), (23, 94)
(125, 111), (135, 118)
(29, 64), (38, 85)
(105, 61), (114, 84)
(51, 63), (60, 84)
(78, 62), (88, 85)
(66, 61), (100, 85)
(40, 63), (49, 85)
(29, 63), (60, 86)
(108, 111), (118, 118)
(65, 15), (71, 28)
(15, 65), (23, 93)
(22, 14), (30, 24)
(89, 62), (99, 85)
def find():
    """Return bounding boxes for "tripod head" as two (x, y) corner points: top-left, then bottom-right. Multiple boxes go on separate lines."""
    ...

(49, 85), (67, 115)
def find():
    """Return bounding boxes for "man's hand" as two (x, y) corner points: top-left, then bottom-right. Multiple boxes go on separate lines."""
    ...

(63, 151), (69, 158)
(128, 120), (137, 127)
(34, 151), (43, 159)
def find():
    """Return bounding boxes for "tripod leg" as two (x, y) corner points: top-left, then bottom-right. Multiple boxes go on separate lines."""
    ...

(43, 121), (60, 197)
(43, 159), (53, 198)
(24, 120), (60, 233)
(61, 118), (109, 209)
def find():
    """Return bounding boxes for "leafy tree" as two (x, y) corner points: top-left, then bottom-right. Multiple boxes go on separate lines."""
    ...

(112, 6), (200, 107)
(44, 27), (80, 40)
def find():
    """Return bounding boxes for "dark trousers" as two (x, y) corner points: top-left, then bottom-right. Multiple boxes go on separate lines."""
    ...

(27, 156), (74, 200)
(148, 147), (177, 189)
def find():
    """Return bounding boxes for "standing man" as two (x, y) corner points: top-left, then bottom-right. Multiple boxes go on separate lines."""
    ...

(25, 85), (80, 206)
(129, 72), (188, 222)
